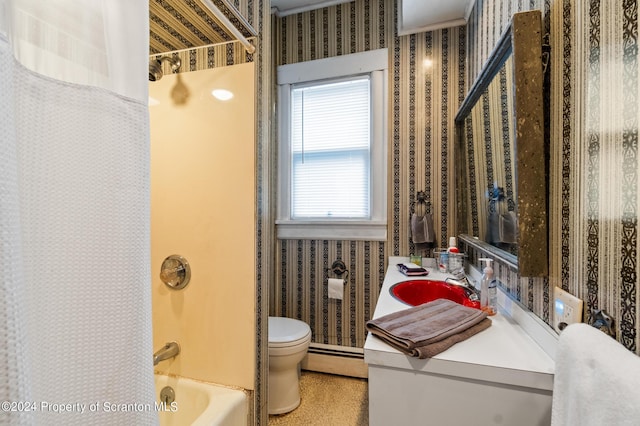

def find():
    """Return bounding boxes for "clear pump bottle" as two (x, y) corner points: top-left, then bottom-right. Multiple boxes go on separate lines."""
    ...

(479, 258), (497, 316)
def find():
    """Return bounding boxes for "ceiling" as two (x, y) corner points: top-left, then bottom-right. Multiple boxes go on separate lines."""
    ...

(150, 0), (475, 55)
(270, 0), (348, 16)
(271, 0), (475, 34)
(398, 0), (475, 34)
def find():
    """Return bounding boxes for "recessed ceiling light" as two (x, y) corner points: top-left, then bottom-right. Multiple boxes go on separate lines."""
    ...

(211, 89), (234, 101)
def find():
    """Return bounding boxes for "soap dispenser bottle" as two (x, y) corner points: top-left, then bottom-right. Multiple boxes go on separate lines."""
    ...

(479, 258), (497, 316)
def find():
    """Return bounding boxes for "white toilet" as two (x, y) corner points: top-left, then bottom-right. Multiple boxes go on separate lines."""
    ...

(268, 316), (311, 415)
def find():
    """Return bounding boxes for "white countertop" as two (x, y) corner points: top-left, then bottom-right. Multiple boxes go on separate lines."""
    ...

(364, 258), (555, 391)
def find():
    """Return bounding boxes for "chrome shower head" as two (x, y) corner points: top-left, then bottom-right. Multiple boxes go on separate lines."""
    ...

(149, 60), (163, 81)
(149, 56), (182, 81)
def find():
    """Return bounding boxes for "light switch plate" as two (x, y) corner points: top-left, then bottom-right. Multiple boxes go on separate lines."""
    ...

(553, 286), (583, 333)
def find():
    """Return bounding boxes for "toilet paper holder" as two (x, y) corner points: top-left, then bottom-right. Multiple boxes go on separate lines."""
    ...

(327, 260), (349, 280)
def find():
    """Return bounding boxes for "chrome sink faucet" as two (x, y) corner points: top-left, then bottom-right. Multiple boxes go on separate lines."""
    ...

(445, 272), (480, 302)
(153, 341), (180, 366)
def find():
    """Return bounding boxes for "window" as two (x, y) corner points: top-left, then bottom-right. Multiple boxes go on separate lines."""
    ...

(291, 77), (371, 219)
(277, 49), (388, 240)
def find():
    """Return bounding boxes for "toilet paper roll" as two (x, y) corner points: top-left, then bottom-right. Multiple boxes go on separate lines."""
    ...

(328, 278), (344, 300)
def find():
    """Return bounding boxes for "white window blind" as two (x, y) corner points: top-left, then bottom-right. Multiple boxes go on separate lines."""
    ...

(276, 48), (388, 240)
(291, 77), (371, 219)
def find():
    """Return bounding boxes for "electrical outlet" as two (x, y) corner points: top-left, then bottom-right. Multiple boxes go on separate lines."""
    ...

(553, 287), (584, 333)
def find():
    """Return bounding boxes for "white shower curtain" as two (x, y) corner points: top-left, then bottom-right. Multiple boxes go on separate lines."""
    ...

(0, 1), (156, 425)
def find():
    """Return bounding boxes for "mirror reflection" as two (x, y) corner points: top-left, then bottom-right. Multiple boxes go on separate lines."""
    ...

(461, 55), (517, 256)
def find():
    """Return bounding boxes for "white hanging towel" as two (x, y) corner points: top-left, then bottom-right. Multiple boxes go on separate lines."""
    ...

(551, 323), (640, 426)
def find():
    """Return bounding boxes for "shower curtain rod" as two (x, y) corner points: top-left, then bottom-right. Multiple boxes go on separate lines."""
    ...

(201, 0), (256, 55)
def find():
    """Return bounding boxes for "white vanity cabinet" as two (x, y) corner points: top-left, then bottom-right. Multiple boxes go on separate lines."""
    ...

(364, 259), (555, 425)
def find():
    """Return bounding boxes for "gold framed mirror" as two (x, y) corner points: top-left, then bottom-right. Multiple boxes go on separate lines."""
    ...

(455, 10), (547, 277)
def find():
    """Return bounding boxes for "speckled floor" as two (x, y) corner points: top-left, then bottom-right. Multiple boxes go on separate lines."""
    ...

(268, 371), (369, 426)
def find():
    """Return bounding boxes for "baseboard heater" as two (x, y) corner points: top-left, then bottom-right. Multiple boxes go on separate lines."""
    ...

(308, 343), (364, 357)
(302, 343), (368, 378)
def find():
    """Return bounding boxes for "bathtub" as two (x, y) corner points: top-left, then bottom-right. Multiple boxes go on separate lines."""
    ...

(154, 374), (247, 426)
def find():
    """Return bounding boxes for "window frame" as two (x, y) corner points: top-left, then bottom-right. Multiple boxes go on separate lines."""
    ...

(276, 49), (388, 241)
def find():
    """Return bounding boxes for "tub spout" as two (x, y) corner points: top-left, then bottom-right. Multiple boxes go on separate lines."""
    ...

(153, 341), (180, 366)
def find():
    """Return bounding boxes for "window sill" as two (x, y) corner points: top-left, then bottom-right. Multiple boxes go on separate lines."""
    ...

(276, 220), (387, 241)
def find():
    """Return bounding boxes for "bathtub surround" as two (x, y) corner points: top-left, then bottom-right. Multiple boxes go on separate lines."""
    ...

(150, 63), (256, 388)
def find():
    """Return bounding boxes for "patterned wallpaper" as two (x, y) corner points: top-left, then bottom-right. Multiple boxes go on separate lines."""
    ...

(150, 38), (254, 75)
(273, 0), (466, 348)
(230, 2), (271, 424)
(231, 2), (272, 424)
(149, 0), (256, 54)
(471, 0), (640, 354)
(556, 0), (639, 353)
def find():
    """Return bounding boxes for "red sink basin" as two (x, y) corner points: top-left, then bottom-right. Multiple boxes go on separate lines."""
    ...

(390, 279), (481, 309)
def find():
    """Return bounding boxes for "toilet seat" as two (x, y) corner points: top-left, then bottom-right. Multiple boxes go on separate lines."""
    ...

(269, 317), (311, 348)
